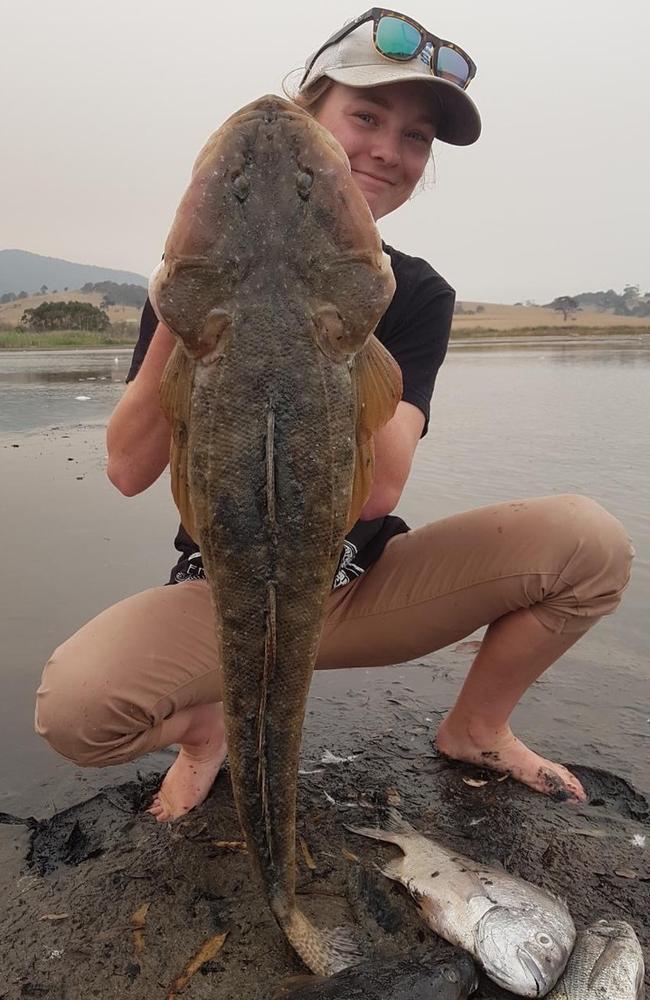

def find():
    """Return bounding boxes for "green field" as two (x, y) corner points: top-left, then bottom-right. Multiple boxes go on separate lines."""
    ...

(0, 329), (138, 349)
(1, 324), (648, 350)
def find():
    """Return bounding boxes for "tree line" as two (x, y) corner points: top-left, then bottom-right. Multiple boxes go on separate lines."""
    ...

(80, 281), (147, 308)
(1, 281), (147, 309)
(547, 284), (650, 320)
(20, 301), (110, 331)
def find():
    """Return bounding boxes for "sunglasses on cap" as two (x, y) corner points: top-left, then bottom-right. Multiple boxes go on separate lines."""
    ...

(300, 8), (477, 92)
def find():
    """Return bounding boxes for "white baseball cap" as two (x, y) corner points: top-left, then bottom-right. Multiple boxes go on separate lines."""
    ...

(299, 17), (481, 147)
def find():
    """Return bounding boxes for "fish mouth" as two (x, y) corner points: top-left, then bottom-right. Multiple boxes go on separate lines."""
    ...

(515, 947), (548, 996)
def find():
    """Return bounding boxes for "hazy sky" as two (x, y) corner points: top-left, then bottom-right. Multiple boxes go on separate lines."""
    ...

(2, 0), (648, 302)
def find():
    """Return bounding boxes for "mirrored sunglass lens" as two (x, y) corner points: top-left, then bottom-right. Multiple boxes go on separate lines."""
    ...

(376, 16), (421, 59)
(437, 46), (470, 87)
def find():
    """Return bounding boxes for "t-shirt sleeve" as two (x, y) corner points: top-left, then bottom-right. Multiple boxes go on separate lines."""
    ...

(126, 296), (158, 383)
(378, 255), (454, 437)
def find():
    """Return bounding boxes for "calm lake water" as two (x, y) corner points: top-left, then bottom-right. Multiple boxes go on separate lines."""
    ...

(0, 348), (130, 434)
(1, 337), (648, 814)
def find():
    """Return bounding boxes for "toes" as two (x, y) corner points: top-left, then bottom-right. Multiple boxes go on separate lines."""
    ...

(538, 766), (587, 803)
(146, 791), (174, 822)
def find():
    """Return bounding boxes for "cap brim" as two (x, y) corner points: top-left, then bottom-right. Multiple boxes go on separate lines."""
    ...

(320, 65), (481, 146)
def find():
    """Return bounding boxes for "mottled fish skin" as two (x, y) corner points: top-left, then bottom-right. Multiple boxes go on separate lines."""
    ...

(274, 952), (479, 999)
(151, 95), (400, 975)
(346, 810), (576, 997)
(547, 920), (645, 1000)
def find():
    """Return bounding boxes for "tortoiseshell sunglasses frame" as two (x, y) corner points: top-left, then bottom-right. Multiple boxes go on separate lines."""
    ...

(300, 8), (477, 91)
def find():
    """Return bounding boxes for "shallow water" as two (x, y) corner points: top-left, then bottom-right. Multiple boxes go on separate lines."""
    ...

(0, 337), (648, 815)
(0, 348), (131, 434)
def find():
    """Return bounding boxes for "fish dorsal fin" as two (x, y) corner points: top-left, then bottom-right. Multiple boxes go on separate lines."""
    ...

(159, 341), (197, 541)
(347, 335), (403, 529)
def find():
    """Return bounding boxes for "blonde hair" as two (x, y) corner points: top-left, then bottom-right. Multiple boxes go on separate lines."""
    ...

(284, 74), (335, 115)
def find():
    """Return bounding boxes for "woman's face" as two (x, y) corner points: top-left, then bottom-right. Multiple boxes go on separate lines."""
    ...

(312, 80), (437, 220)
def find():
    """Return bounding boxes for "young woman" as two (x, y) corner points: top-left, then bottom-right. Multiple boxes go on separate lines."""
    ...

(35, 10), (633, 821)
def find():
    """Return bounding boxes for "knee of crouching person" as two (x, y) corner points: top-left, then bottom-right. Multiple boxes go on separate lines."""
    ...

(564, 493), (635, 597)
(35, 648), (137, 768)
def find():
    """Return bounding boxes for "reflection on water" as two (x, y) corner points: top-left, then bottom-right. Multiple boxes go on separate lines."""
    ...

(0, 349), (131, 433)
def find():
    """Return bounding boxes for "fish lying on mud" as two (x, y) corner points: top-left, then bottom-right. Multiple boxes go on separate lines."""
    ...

(273, 952), (478, 999)
(547, 920), (645, 999)
(150, 95), (401, 974)
(346, 810), (576, 997)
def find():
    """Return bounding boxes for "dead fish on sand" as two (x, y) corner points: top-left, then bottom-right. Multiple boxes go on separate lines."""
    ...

(547, 920), (645, 999)
(274, 952), (478, 999)
(150, 95), (400, 974)
(346, 810), (575, 997)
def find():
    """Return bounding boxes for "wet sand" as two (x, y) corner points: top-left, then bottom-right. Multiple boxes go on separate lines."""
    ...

(0, 423), (649, 997)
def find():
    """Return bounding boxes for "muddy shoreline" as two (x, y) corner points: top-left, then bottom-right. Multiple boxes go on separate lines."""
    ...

(1, 687), (648, 1000)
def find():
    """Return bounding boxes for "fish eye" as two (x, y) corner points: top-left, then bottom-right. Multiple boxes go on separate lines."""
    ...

(296, 169), (313, 200)
(537, 933), (552, 946)
(232, 173), (250, 201)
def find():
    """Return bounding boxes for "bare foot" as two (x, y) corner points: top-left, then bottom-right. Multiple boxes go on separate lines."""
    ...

(435, 716), (587, 802)
(147, 703), (228, 822)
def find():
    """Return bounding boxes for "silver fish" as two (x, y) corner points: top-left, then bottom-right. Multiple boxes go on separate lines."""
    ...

(346, 810), (576, 997)
(547, 920), (645, 999)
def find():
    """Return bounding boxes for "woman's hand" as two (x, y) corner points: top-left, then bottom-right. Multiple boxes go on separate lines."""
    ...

(106, 322), (176, 496)
(359, 400), (424, 520)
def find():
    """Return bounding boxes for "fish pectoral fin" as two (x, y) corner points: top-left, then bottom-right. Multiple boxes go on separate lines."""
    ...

(588, 935), (634, 991)
(347, 335), (403, 528)
(159, 342), (198, 540)
(353, 334), (403, 441)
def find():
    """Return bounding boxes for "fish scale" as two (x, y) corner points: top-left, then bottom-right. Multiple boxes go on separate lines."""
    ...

(546, 920), (645, 999)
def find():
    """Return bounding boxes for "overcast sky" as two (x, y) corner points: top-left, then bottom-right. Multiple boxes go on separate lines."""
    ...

(2, 0), (648, 303)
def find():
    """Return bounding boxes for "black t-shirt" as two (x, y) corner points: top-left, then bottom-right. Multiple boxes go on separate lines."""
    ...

(127, 243), (454, 587)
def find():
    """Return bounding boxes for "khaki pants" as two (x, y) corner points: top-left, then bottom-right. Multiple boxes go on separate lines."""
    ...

(36, 494), (633, 768)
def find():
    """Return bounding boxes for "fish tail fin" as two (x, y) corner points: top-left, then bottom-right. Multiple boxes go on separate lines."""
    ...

(384, 807), (417, 835)
(344, 808), (415, 849)
(283, 907), (363, 977)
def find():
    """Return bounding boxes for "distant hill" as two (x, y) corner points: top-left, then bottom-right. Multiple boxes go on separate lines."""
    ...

(0, 249), (147, 296)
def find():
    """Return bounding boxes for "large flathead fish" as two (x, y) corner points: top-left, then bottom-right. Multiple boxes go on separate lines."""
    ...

(347, 810), (576, 997)
(547, 920), (645, 1000)
(149, 95), (401, 974)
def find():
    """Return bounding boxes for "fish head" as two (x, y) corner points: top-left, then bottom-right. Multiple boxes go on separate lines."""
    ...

(429, 953), (479, 997)
(150, 94), (395, 363)
(475, 905), (573, 997)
